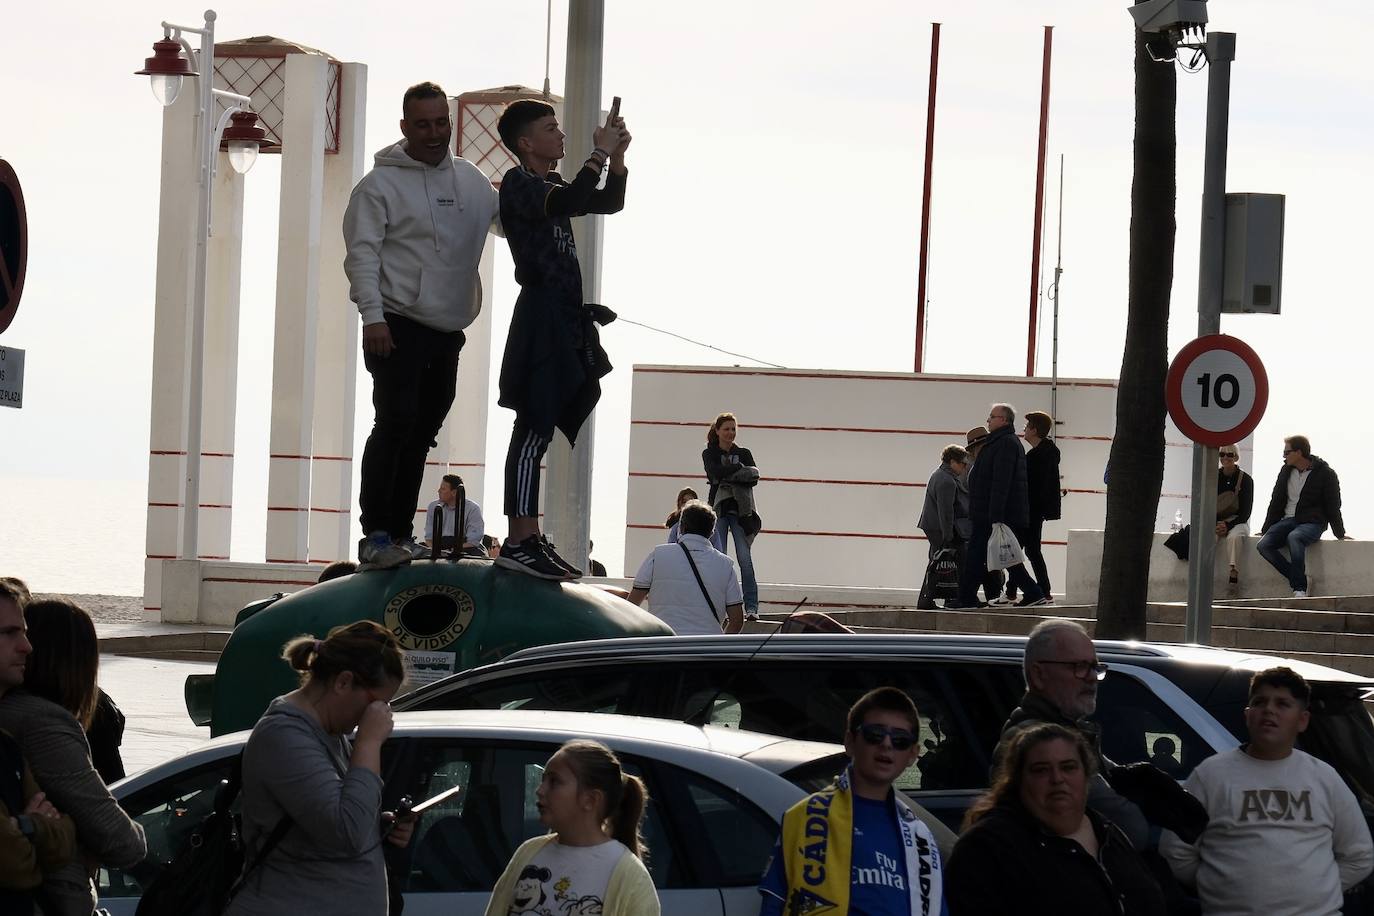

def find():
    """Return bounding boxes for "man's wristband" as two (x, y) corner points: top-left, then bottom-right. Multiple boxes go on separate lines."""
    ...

(16, 814), (35, 838)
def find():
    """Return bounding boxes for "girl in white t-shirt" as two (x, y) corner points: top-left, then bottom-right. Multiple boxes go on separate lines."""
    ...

(485, 740), (660, 916)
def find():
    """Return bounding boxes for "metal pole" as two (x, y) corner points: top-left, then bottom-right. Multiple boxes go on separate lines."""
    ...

(542, 0), (604, 574)
(181, 8), (217, 560)
(1050, 154), (1063, 430)
(1184, 32), (1235, 644)
(1026, 26), (1053, 377)
(914, 22), (940, 374)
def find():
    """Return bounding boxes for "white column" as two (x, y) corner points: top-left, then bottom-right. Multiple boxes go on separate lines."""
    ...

(308, 61), (368, 564)
(543, 0), (606, 571)
(200, 150), (246, 563)
(265, 53), (329, 563)
(426, 242), (495, 528)
(143, 81), (197, 620)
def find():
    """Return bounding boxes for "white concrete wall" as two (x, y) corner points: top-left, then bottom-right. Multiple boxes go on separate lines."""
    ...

(1067, 529), (1367, 603)
(624, 365), (1205, 593)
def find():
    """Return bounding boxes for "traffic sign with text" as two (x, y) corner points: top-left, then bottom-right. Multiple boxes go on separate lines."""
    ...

(1165, 334), (1267, 447)
(0, 345), (24, 409)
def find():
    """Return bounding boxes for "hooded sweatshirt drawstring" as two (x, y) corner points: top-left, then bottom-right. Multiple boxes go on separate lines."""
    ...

(424, 170), (440, 252)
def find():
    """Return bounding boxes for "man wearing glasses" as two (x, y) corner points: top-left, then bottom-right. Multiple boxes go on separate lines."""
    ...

(758, 687), (949, 915)
(999, 619), (1152, 849)
(953, 403), (1048, 609)
(1258, 435), (1349, 598)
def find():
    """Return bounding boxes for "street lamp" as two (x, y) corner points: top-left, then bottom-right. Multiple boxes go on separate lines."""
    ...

(135, 9), (261, 560)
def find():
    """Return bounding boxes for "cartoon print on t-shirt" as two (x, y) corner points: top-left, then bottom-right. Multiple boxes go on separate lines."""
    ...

(563, 895), (604, 915)
(509, 864), (552, 914)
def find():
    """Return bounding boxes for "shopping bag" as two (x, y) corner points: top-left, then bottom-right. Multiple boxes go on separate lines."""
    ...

(924, 548), (961, 600)
(987, 523), (1025, 571)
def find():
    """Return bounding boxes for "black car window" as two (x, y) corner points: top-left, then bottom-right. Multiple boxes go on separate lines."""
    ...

(1297, 684), (1374, 816)
(1093, 672), (1210, 778)
(410, 667), (637, 715)
(651, 761), (778, 887)
(675, 661), (1024, 792)
(401, 740), (684, 894)
(100, 757), (239, 898)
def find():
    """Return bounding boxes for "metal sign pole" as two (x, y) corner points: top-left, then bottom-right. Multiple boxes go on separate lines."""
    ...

(1184, 33), (1235, 644)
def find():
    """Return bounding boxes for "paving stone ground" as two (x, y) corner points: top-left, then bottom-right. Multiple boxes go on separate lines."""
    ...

(100, 654), (216, 776)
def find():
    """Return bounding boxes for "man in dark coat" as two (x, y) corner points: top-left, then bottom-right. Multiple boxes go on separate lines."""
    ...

(953, 403), (1046, 608)
(1257, 434), (1348, 597)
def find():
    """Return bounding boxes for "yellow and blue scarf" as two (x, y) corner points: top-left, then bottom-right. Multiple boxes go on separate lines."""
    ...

(774, 767), (944, 915)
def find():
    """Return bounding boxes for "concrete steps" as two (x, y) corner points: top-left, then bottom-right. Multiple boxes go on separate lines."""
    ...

(762, 597), (1374, 677)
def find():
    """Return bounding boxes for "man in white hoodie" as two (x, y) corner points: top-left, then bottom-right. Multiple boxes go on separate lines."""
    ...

(343, 82), (501, 569)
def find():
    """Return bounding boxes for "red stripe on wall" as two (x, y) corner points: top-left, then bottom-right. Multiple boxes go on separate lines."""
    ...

(205, 575), (316, 585)
(632, 366), (1119, 389)
(150, 450), (233, 457)
(630, 471), (923, 488)
(623, 523), (1066, 545)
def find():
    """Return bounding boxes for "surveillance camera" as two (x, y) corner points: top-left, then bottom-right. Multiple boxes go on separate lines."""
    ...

(1128, 0), (1208, 34)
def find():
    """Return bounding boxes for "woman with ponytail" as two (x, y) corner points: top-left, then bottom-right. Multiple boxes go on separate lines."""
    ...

(227, 620), (414, 916)
(485, 740), (660, 916)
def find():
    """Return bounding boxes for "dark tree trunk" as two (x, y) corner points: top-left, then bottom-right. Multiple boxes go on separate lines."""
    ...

(1096, 25), (1177, 639)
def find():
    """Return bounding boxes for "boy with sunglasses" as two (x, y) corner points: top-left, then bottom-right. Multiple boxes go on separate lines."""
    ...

(758, 687), (948, 915)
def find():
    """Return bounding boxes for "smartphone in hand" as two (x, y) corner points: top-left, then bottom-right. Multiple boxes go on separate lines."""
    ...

(607, 96), (621, 125)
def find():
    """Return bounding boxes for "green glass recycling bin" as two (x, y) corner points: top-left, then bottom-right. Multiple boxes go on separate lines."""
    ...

(187, 559), (672, 735)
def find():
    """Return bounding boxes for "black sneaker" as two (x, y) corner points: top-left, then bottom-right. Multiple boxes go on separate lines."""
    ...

(496, 536), (572, 581)
(539, 536), (583, 579)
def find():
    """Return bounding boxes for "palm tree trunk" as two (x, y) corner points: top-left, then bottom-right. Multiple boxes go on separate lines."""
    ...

(1096, 25), (1177, 639)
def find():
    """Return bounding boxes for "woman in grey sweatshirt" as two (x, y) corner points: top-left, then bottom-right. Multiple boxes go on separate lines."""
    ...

(226, 620), (413, 916)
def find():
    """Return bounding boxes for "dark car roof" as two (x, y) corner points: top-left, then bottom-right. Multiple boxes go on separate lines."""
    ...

(396, 632), (1374, 711)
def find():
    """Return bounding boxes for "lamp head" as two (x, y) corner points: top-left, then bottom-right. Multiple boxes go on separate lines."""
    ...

(221, 110), (266, 174)
(136, 37), (197, 107)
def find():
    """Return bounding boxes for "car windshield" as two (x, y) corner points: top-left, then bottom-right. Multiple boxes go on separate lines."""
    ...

(780, 754), (850, 793)
(1299, 684), (1374, 816)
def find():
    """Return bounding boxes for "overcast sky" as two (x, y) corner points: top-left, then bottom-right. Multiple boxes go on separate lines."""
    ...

(2, 0), (1371, 590)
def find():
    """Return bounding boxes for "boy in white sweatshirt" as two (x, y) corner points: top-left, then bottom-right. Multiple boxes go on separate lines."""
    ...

(343, 82), (500, 569)
(1159, 666), (1373, 915)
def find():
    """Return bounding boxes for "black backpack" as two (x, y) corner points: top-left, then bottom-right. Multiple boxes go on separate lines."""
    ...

(134, 756), (291, 916)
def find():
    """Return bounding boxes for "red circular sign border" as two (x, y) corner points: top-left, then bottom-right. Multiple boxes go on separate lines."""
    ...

(1165, 334), (1269, 447)
(0, 158), (27, 336)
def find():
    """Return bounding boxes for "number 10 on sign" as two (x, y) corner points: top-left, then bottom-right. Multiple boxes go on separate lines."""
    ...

(1166, 335), (1268, 447)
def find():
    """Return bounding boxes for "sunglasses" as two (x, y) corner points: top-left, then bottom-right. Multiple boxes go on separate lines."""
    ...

(855, 723), (917, 751)
(1219, 452), (1238, 459)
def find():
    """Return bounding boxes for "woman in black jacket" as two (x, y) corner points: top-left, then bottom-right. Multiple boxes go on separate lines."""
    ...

(1215, 445), (1253, 585)
(701, 412), (759, 618)
(947, 723), (1166, 916)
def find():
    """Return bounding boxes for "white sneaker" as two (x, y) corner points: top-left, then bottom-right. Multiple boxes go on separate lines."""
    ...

(988, 596), (1016, 607)
(1293, 590), (1308, 598)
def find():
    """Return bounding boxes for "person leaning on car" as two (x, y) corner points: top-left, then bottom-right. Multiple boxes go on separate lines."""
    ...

(996, 619), (1207, 853)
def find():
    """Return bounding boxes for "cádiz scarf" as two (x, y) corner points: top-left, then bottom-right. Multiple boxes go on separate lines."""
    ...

(775, 767), (944, 915)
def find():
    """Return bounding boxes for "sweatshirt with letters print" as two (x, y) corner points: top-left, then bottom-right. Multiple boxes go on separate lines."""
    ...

(1159, 747), (1374, 916)
(343, 141), (500, 333)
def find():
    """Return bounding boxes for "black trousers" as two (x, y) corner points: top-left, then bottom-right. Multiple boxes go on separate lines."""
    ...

(959, 522), (1044, 606)
(503, 416), (553, 519)
(359, 313), (464, 540)
(1006, 517), (1052, 598)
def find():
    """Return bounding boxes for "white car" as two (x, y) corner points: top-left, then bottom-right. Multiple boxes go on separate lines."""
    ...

(100, 709), (846, 916)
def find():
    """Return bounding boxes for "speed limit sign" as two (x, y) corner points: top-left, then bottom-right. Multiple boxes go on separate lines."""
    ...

(1165, 334), (1268, 447)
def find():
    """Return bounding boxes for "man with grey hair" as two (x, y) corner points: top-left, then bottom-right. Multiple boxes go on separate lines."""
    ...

(999, 619), (1206, 852)
(628, 501), (744, 635)
(952, 403), (1046, 608)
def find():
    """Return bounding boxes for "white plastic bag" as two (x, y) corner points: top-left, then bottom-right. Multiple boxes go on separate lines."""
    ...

(987, 523), (1025, 570)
